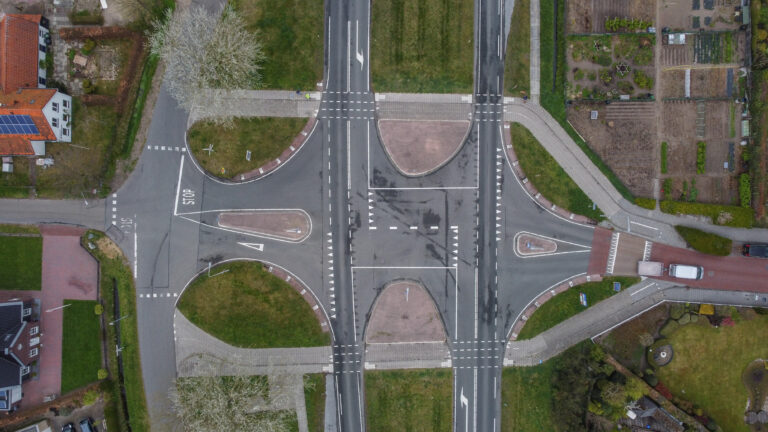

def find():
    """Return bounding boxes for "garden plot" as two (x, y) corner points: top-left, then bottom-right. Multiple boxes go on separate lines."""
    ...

(567, 34), (656, 100)
(658, 0), (742, 31)
(661, 68), (740, 98)
(566, 0), (655, 34)
(567, 104), (656, 197)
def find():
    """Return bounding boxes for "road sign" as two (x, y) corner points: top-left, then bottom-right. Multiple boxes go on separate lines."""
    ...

(579, 293), (588, 307)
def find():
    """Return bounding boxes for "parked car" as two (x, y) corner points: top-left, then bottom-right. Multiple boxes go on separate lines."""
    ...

(742, 243), (768, 258)
(78, 418), (96, 432)
(61, 424), (74, 432)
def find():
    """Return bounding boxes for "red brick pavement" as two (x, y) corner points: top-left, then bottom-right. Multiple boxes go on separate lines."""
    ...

(8, 226), (99, 408)
(650, 243), (768, 293)
(587, 227), (612, 276)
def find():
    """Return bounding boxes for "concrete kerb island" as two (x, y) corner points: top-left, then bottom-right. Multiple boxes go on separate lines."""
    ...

(377, 120), (471, 177)
(217, 210), (312, 243)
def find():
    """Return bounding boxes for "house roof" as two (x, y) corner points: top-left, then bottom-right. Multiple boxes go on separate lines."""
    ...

(0, 88), (57, 156)
(0, 14), (41, 95)
(0, 303), (22, 353)
(0, 357), (20, 389)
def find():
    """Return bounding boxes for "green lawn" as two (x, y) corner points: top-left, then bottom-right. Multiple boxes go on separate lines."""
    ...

(371, 0), (473, 93)
(177, 261), (330, 348)
(0, 158), (33, 198)
(304, 374), (325, 432)
(85, 230), (150, 432)
(0, 235), (42, 290)
(187, 117), (306, 178)
(517, 277), (640, 340)
(510, 122), (602, 220)
(366, 369), (452, 432)
(0, 224), (39, 234)
(501, 341), (592, 431)
(61, 300), (103, 394)
(674, 225), (732, 256)
(656, 314), (768, 432)
(231, 0), (323, 90)
(539, 0), (635, 203)
(504, 0), (530, 96)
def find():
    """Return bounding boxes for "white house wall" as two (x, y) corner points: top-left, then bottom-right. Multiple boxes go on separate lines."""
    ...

(41, 91), (72, 143)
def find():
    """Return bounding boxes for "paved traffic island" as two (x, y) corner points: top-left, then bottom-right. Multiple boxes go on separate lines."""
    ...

(365, 281), (446, 343)
(515, 233), (558, 256)
(378, 120), (470, 176)
(217, 210), (311, 242)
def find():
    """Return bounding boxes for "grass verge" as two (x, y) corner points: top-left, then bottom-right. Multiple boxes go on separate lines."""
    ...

(660, 200), (753, 227)
(366, 369), (452, 431)
(505, 0), (530, 96)
(304, 374), (325, 432)
(517, 276), (640, 340)
(187, 117), (306, 178)
(656, 313), (768, 432)
(634, 197), (656, 210)
(510, 122), (603, 220)
(674, 225), (732, 256)
(231, 0), (323, 90)
(123, 54), (159, 158)
(540, 0), (635, 203)
(61, 300), (102, 394)
(177, 261), (330, 348)
(84, 230), (149, 432)
(0, 223), (39, 234)
(371, 0), (473, 92)
(0, 235), (42, 290)
(660, 141), (668, 174)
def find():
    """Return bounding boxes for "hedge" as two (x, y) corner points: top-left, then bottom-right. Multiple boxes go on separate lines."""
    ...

(635, 197), (656, 210)
(660, 200), (753, 228)
(660, 142), (668, 174)
(739, 173), (751, 207)
(674, 225), (732, 256)
(696, 141), (706, 174)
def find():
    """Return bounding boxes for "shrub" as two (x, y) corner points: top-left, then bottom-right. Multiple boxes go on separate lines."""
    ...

(674, 225), (732, 256)
(689, 313), (699, 323)
(82, 79), (96, 94)
(634, 197), (656, 209)
(574, 69), (584, 80)
(605, 17), (653, 32)
(739, 173), (751, 207)
(82, 390), (99, 406)
(600, 69), (613, 84)
(660, 142), (668, 173)
(662, 178), (672, 200)
(678, 313), (691, 325)
(97, 368), (108, 380)
(633, 70), (654, 89)
(617, 80), (634, 94)
(660, 201), (753, 227)
(644, 373), (658, 387)
(67, 49), (76, 61)
(696, 141), (706, 174)
(588, 71), (597, 81)
(81, 39), (96, 56)
(94, 304), (103, 315)
(660, 319), (680, 337)
(670, 303), (685, 320)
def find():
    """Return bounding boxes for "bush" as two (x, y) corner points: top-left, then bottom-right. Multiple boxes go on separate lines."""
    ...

(633, 70), (654, 89)
(605, 17), (653, 32)
(674, 225), (732, 256)
(660, 319), (680, 337)
(81, 39), (96, 56)
(82, 390), (99, 406)
(634, 197), (656, 209)
(82, 79), (96, 94)
(660, 201), (753, 227)
(689, 313), (699, 323)
(644, 374), (659, 387)
(617, 80), (634, 94)
(660, 141), (668, 174)
(696, 141), (706, 174)
(600, 68), (613, 84)
(574, 69), (584, 80)
(670, 303), (685, 320)
(97, 368), (108, 380)
(662, 178), (672, 200)
(678, 313), (691, 325)
(739, 173), (751, 207)
(94, 304), (103, 315)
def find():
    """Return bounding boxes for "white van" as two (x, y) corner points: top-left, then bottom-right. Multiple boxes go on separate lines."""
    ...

(669, 264), (704, 280)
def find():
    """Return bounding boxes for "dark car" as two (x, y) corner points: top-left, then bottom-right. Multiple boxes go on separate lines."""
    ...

(61, 424), (74, 432)
(78, 418), (96, 432)
(742, 244), (768, 258)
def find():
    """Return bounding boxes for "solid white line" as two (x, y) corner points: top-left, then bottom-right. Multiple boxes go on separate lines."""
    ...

(494, 376), (497, 399)
(133, 220), (138, 278)
(630, 220), (660, 231)
(473, 368), (478, 432)
(173, 155), (185, 216)
(357, 374), (364, 432)
(347, 20), (351, 92)
(474, 267), (479, 339)
(335, 375), (342, 417)
(630, 282), (656, 296)
(352, 266), (457, 270)
(347, 120), (351, 190)
(366, 5), (370, 91)
(352, 270), (358, 342)
(455, 264), (459, 337)
(369, 186), (478, 191)
(366, 120), (370, 183)
(327, 16), (331, 86)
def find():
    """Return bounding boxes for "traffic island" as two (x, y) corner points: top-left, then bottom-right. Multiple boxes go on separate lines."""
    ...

(365, 281), (446, 343)
(378, 120), (469, 176)
(217, 210), (311, 242)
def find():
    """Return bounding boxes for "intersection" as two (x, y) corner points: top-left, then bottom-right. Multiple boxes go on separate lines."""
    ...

(2, 0), (768, 430)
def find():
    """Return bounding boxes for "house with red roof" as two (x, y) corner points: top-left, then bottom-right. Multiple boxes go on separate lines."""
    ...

(0, 13), (72, 159)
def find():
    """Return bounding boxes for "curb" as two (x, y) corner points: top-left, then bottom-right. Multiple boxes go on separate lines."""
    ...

(236, 117), (317, 182)
(265, 264), (331, 334)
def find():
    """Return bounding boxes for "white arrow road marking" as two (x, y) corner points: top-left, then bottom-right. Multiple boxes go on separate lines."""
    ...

(460, 388), (469, 432)
(356, 20), (364, 69)
(237, 242), (264, 252)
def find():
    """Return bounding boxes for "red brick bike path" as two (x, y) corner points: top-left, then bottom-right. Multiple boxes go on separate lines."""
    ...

(0, 225), (98, 409)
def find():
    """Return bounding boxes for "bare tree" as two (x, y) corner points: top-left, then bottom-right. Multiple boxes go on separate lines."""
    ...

(169, 373), (297, 431)
(147, 5), (265, 124)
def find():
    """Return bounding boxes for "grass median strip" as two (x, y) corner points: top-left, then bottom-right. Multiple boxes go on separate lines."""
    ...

(674, 225), (732, 256)
(517, 276), (640, 340)
(0, 235), (42, 290)
(187, 117), (306, 178)
(304, 374), (325, 432)
(61, 300), (102, 394)
(371, 0), (473, 93)
(504, 0), (530, 96)
(510, 122), (603, 220)
(177, 261), (330, 348)
(366, 369), (452, 431)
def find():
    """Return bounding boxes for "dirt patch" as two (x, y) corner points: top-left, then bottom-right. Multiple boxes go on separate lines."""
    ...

(378, 120), (469, 176)
(566, 0), (655, 34)
(366, 281), (446, 343)
(568, 104), (656, 197)
(658, 0), (742, 32)
(217, 211), (310, 242)
(95, 236), (122, 260)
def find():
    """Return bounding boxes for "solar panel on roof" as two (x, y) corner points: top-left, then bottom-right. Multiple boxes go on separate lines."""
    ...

(0, 115), (39, 135)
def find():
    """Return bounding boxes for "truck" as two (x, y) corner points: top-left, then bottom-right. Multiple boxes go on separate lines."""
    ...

(637, 261), (704, 280)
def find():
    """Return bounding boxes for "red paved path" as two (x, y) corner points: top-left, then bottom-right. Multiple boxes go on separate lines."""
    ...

(4, 225), (99, 408)
(587, 227), (612, 275)
(650, 243), (768, 293)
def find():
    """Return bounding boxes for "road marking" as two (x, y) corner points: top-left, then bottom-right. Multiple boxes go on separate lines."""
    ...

(237, 242), (264, 252)
(473, 368), (478, 432)
(133, 219), (138, 279)
(173, 155), (185, 216)
(630, 282), (656, 296)
(460, 387), (469, 432)
(347, 20), (351, 92)
(474, 267), (478, 339)
(355, 20), (364, 70)
(347, 120), (351, 190)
